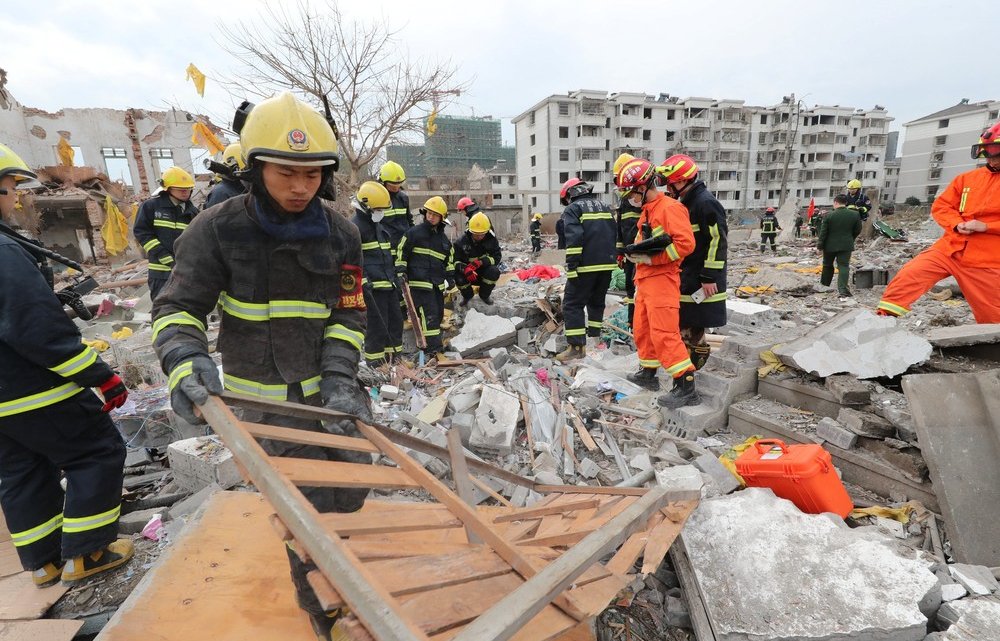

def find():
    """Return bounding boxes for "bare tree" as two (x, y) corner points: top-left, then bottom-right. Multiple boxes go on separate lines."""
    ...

(220, 1), (466, 198)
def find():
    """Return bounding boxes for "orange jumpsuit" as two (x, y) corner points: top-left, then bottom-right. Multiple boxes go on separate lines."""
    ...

(632, 191), (697, 378)
(879, 167), (1000, 323)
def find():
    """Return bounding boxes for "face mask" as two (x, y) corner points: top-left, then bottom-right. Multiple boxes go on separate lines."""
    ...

(371, 210), (385, 223)
(628, 191), (644, 208)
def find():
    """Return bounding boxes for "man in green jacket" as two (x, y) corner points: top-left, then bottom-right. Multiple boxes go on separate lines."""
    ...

(818, 194), (862, 296)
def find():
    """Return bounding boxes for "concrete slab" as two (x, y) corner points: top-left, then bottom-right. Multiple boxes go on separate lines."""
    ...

(816, 417), (858, 449)
(449, 309), (522, 357)
(759, 375), (857, 418)
(925, 323), (1000, 347)
(931, 598), (1000, 640)
(838, 407), (896, 438)
(774, 309), (932, 379)
(166, 436), (243, 492)
(948, 564), (1000, 596)
(903, 370), (1000, 566)
(692, 453), (740, 495)
(726, 299), (780, 328)
(469, 383), (520, 454)
(654, 465), (704, 499)
(825, 374), (871, 404)
(683, 488), (939, 641)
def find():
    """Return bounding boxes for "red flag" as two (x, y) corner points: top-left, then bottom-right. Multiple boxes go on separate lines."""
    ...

(806, 197), (816, 220)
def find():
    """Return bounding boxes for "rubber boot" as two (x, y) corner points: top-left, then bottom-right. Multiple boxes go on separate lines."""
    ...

(32, 561), (64, 588)
(691, 343), (711, 370)
(62, 538), (134, 584)
(657, 372), (701, 409)
(554, 344), (585, 363)
(627, 367), (660, 391)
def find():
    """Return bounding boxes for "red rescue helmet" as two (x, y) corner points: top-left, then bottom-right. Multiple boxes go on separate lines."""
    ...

(972, 121), (1000, 159)
(560, 177), (592, 206)
(456, 196), (475, 211)
(616, 158), (655, 197)
(765, 207), (776, 213)
(655, 154), (700, 186)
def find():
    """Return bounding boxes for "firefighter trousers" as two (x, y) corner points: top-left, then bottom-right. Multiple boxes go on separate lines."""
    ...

(410, 286), (445, 353)
(878, 248), (1000, 323)
(363, 287), (403, 364)
(563, 271), (612, 346)
(634, 276), (695, 378)
(760, 233), (777, 252)
(148, 274), (169, 302)
(457, 264), (500, 302)
(0, 392), (125, 570)
(623, 260), (636, 328)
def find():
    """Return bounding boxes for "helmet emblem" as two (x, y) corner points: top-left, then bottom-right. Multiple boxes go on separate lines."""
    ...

(287, 129), (309, 151)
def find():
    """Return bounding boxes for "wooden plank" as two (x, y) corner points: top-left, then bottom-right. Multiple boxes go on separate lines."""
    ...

(356, 421), (592, 622)
(271, 457), (421, 490)
(532, 485), (647, 496)
(500, 519), (540, 542)
(0, 572), (68, 620)
(640, 506), (692, 575)
(346, 540), (480, 561)
(566, 406), (598, 453)
(243, 421), (380, 453)
(401, 572), (525, 635)
(219, 391), (535, 490)
(605, 512), (666, 576)
(199, 398), (430, 641)
(470, 476), (513, 507)
(447, 428), (482, 544)
(670, 535), (718, 641)
(493, 499), (601, 523)
(0, 620), (82, 641)
(451, 487), (671, 641)
(320, 510), (463, 537)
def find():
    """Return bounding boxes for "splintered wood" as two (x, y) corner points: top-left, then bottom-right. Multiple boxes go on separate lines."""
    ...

(201, 394), (698, 641)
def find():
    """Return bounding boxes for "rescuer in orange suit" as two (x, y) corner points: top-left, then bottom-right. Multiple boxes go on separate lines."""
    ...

(616, 158), (699, 409)
(877, 121), (1000, 323)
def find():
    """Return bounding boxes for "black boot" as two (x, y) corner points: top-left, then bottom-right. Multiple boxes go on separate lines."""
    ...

(627, 367), (660, 391)
(657, 372), (701, 409)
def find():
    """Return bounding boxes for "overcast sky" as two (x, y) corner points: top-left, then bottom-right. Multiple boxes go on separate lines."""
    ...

(1, 0), (993, 150)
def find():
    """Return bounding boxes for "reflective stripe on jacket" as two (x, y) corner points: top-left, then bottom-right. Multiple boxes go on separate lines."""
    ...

(396, 220), (454, 290)
(133, 192), (198, 276)
(562, 194), (617, 276)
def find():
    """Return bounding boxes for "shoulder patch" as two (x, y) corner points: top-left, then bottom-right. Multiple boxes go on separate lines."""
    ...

(337, 264), (365, 309)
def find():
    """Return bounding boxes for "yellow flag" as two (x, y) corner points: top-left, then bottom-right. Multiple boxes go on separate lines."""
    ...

(186, 63), (206, 97)
(427, 110), (438, 137)
(101, 195), (130, 256)
(191, 122), (225, 155)
(57, 137), (75, 167)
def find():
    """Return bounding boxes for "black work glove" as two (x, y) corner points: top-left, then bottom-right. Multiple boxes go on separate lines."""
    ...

(169, 355), (222, 424)
(319, 375), (375, 480)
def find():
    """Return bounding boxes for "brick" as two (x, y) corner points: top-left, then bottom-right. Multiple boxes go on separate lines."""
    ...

(838, 408), (896, 438)
(167, 436), (243, 492)
(815, 417), (858, 450)
(824, 375), (871, 404)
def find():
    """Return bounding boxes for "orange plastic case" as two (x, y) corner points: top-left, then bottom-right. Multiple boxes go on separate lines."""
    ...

(735, 439), (854, 518)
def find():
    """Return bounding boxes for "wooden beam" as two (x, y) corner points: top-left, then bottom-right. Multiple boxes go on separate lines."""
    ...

(532, 485), (648, 496)
(451, 487), (671, 641)
(199, 397), (429, 641)
(219, 392), (535, 490)
(243, 422), (380, 453)
(319, 509), (463, 537)
(271, 457), (421, 490)
(447, 428), (482, 544)
(492, 499), (601, 523)
(566, 405), (598, 452)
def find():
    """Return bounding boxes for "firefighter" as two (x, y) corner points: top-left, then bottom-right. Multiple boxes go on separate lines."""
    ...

(613, 152), (641, 329)
(352, 181), (403, 366)
(529, 212), (543, 254)
(655, 154), (728, 371)
(151, 92), (372, 640)
(877, 122), (1000, 324)
(203, 142), (248, 209)
(845, 179), (872, 222)
(616, 158), (698, 408)
(0, 143), (132, 588)
(133, 166), (199, 301)
(378, 160), (412, 250)
(556, 177), (617, 362)
(396, 196), (454, 356)
(455, 212), (502, 306)
(760, 207), (781, 252)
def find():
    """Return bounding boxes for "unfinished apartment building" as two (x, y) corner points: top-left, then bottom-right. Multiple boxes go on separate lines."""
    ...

(513, 89), (892, 214)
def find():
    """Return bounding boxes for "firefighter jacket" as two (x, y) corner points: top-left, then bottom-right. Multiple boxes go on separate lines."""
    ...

(381, 188), (413, 249)
(845, 190), (872, 220)
(616, 199), (642, 256)
(0, 236), (113, 417)
(396, 220), (454, 291)
(760, 213), (780, 234)
(529, 219), (541, 239)
(561, 193), (617, 278)
(677, 180), (729, 302)
(134, 192), (198, 278)
(632, 191), (696, 299)
(351, 208), (397, 291)
(151, 194), (366, 402)
(203, 178), (248, 210)
(929, 166), (1000, 267)
(817, 207), (862, 253)
(454, 230), (502, 270)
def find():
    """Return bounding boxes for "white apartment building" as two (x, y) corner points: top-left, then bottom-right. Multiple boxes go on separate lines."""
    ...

(882, 158), (900, 206)
(896, 99), (1000, 204)
(513, 90), (892, 214)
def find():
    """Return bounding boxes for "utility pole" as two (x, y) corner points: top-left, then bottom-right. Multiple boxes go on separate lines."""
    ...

(778, 93), (800, 208)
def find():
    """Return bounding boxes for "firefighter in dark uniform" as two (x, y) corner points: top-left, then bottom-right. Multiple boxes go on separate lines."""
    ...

(351, 181), (403, 365)
(133, 166), (199, 301)
(845, 179), (873, 222)
(655, 154), (727, 371)
(556, 178), (617, 362)
(455, 212), (502, 306)
(529, 212), (542, 253)
(0, 144), (131, 588)
(395, 196), (454, 356)
(760, 206), (781, 252)
(151, 92), (372, 640)
(613, 153), (641, 329)
(378, 160), (412, 251)
(203, 142), (248, 209)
